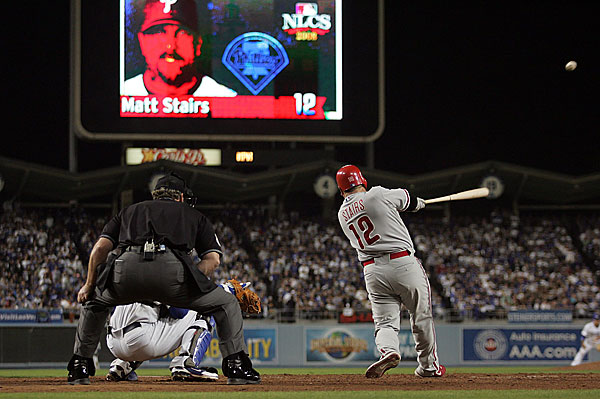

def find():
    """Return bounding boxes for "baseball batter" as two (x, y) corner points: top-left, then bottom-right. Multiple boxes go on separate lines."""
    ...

(335, 165), (445, 378)
(570, 314), (600, 366)
(106, 302), (217, 381)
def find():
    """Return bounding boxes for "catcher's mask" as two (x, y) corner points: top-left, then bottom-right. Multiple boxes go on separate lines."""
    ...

(154, 172), (197, 206)
(336, 164), (368, 192)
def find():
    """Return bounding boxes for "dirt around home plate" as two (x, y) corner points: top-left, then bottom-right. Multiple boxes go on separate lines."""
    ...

(1, 363), (599, 393)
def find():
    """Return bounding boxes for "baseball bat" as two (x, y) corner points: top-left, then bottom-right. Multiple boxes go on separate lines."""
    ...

(424, 187), (490, 205)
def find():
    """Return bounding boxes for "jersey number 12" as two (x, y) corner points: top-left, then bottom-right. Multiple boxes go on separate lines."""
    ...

(348, 215), (381, 249)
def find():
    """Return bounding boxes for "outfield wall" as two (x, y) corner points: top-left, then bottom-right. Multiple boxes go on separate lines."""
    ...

(0, 321), (598, 368)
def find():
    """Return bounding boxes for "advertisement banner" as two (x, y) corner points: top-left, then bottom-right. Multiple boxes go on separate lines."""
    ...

(508, 310), (573, 323)
(305, 327), (417, 363)
(0, 309), (63, 324)
(125, 148), (222, 166)
(151, 328), (276, 366)
(463, 328), (581, 362)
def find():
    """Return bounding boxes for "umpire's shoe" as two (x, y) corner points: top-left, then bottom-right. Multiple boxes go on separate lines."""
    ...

(365, 352), (400, 378)
(67, 355), (94, 385)
(222, 352), (261, 385)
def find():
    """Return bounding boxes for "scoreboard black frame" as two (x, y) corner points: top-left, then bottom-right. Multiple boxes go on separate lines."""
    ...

(70, 0), (384, 143)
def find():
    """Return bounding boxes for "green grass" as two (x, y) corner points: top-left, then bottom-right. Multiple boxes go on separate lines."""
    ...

(0, 391), (598, 399)
(1, 365), (598, 378)
(1, 367), (598, 399)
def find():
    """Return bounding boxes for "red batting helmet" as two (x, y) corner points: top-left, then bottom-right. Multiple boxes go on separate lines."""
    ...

(336, 165), (368, 192)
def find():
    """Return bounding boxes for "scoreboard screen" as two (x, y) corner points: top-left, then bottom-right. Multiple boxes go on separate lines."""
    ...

(73, 0), (382, 142)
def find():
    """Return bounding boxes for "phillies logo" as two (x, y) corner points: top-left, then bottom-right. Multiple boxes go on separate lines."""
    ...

(222, 32), (289, 95)
(282, 2), (331, 41)
(160, 0), (178, 13)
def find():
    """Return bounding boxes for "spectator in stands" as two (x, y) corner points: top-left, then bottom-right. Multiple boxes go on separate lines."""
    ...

(2, 205), (597, 323)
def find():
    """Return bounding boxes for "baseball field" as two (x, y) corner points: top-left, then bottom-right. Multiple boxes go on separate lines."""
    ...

(1, 363), (599, 398)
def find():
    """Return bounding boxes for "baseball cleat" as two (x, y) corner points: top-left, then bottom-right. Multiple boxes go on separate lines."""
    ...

(127, 370), (139, 381)
(171, 366), (218, 382)
(67, 358), (91, 385)
(223, 354), (261, 385)
(365, 352), (400, 378)
(106, 370), (138, 382)
(414, 364), (446, 377)
(106, 371), (122, 382)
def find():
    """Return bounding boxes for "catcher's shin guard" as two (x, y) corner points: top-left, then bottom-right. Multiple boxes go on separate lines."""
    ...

(192, 326), (212, 366)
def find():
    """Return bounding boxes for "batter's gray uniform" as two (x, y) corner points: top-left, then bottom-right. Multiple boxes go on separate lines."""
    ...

(338, 186), (442, 376)
(106, 303), (209, 375)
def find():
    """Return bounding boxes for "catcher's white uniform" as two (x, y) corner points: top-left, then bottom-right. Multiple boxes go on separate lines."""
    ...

(106, 302), (215, 380)
(570, 318), (600, 366)
(338, 186), (443, 377)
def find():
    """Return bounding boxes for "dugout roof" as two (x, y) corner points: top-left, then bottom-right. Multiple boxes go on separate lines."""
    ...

(0, 156), (599, 207)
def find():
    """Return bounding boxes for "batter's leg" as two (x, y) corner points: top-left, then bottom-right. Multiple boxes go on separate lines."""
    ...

(369, 291), (402, 357)
(363, 265), (401, 378)
(398, 259), (442, 375)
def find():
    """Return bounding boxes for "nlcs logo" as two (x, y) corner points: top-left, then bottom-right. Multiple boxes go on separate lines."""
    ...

(222, 32), (289, 95)
(282, 2), (332, 41)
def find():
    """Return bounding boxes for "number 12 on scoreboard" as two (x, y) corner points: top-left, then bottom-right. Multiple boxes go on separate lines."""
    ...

(294, 92), (317, 116)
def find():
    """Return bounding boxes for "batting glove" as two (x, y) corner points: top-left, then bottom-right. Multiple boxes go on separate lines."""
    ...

(412, 197), (426, 212)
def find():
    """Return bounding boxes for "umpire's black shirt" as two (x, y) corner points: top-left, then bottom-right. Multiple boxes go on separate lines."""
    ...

(100, 199), (221, 255)
(98, 199), (222, 293)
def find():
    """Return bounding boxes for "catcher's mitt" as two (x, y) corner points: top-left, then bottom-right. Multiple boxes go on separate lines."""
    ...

(226, 279), (262, 314)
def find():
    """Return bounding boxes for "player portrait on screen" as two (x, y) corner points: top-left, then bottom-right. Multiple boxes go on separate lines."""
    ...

(122, 0), (236, 97)
(119, 0), (341, 119)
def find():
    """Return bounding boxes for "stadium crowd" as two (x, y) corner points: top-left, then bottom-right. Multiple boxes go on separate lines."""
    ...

(1, 204), (598, 321)
(408, 211), (600, 320)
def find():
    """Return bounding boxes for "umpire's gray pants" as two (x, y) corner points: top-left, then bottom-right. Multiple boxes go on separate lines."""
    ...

(74, 250), (246, 359)
(363, 254), (441, 373)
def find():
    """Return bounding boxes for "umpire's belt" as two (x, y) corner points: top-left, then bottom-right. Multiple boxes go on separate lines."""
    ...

(108, 322), (142, 338)
(125, 245), (167, 253)
(361, 250), (411, 267)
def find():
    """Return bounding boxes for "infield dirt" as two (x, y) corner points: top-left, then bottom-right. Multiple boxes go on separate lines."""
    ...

(1, 365), (600, 394)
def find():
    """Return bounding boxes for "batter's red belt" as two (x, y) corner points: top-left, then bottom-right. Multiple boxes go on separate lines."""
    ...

(361, 250), (411, 267)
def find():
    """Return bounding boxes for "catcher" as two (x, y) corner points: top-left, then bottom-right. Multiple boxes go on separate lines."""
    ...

(571, 313), (600, 366)
(106, 280), (261, 381)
